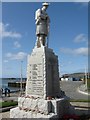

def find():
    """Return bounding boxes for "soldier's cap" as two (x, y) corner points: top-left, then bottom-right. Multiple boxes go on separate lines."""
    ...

(42, 2), (50, 6)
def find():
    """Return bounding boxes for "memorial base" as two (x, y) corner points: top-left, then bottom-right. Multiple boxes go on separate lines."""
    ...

(10, 96), (70, 119)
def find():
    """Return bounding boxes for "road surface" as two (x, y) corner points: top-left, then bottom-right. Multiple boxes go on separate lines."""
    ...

(60, 81), (89, 100)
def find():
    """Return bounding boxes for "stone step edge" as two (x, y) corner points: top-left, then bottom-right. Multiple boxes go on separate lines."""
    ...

(0, 105), (17, 113)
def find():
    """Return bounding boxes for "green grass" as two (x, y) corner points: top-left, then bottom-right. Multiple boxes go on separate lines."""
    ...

(70, 99), (90, 102)
(0, 101), (18, 108)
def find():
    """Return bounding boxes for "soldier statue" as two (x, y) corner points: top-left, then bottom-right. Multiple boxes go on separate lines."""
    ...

(35, 2), (50, 47)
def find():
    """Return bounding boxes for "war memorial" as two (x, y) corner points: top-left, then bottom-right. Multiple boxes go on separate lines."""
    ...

(10, 3), (72, 119)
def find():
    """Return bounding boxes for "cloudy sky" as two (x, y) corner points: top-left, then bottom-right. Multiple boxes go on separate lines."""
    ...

(1, 2), (88, 78)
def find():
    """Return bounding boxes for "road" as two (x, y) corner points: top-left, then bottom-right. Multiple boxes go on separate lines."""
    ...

(60, 81), (89, 100)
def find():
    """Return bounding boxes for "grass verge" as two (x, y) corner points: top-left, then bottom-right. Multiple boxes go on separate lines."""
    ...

(70, 99), (90, 102)
(0, 101), (18, 108)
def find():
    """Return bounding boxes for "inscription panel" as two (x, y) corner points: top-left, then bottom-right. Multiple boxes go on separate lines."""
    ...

(26, 58), (44, 96)
(27, 80), (44, 96)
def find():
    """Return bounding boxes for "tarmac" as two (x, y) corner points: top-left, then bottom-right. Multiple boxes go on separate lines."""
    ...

(60, 81), (89, 100)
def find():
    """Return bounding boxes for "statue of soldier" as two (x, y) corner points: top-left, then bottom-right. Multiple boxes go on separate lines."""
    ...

(35, 2), (50, 47)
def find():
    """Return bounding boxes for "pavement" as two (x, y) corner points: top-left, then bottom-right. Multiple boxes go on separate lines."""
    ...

(0, 91), (21, 102)
(0, 111), (10, 119)
(70, 102), (90, 116)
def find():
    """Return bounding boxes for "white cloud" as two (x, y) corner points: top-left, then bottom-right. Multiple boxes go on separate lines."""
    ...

(60, 47), (88, 56)
(73, 0), (89, 2)
(3, 60), (8, 63)
(74, 2), (88, 6)
(74, 34), (87, 43)
(74, 47), (88, 56)
(14, 41), (21, 48)
(5, 52), (27, 60)
(6, 53), (12, 57)
(0, 22), (22, 39)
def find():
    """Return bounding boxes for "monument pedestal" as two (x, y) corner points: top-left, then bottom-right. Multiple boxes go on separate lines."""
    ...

(10, 96), (70, 119)
(26, 46), (61, 99)
(10, 46), (71, 119)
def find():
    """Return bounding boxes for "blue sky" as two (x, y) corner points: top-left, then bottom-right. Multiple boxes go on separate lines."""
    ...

(1, 2), (88, 78)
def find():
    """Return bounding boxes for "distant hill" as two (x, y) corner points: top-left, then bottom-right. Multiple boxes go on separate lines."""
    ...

(62, 72), (90, 79)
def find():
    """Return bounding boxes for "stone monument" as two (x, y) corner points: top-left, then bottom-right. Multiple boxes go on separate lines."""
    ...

(10, 2), (71, 119)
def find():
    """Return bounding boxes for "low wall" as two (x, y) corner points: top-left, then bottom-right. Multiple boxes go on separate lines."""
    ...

(8, 82), (26, 88)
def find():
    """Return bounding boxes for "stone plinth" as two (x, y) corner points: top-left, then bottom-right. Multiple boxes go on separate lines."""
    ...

(26, 46), (61, 99)
(10, 107), (57, 119)
(10, 96), (70, 118)
(10, 46), (71, 119)
(18, 97), (52, 115)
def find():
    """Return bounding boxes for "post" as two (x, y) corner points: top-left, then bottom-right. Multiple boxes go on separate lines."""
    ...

(20, 61), (23, 95)
(85, 66), (87, 88)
